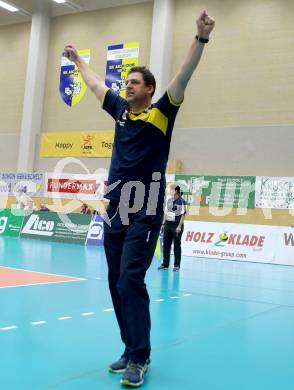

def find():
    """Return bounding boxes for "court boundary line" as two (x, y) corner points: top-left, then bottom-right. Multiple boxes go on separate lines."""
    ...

(0, 279), (86, 289)
(0, 265), (86, 289)
(0, 265), (84, 280)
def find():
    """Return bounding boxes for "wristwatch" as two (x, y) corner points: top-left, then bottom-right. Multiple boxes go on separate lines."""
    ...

(196, 35), (209, 43)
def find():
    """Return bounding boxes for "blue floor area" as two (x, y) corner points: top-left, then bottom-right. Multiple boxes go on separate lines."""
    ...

(1, 236), (294, 390)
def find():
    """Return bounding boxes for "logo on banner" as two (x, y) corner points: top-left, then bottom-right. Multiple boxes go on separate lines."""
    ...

(86, 215), (104, 246)
(82, 135), (94, 152)
(89, 222), (103, 240)
(59, 49), (91, 107)
(40, 131), (114, 157)
(0, 217), (8, 234)
(22, 215), (55, 236)
(185, 230), (265, 248)
(284, 233), (294, 246)
(105, 42), (140, 98)
(47, 179), (96, 195)
(218, 232), (229, 242)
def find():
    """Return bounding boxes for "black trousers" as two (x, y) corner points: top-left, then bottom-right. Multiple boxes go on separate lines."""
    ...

(163, 222), (184, 268)
(103, 203), (163, 364)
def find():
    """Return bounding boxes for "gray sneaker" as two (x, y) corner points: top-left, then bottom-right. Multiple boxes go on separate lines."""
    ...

(109, 357), (128, 374)
(120, 360), (150, 387)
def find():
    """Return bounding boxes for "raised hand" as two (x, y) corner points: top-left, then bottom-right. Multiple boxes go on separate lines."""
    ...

(63, 44), (80, 63)
(196, 10), (215, 39)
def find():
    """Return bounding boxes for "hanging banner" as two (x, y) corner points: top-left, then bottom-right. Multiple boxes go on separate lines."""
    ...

(45, 172), (108, 200)
(105, 42), (140, 98)
(86, 214), (104, 246)
(175, 175), (256, 208)
(182, 221), (277, 263)
(0, 173), (44, 197)
(0, 209), (26, 237)
(255, 177), (294, 209)
(59, 49), (91, 107)
(40, 131), (114, 157)
(20, 211), (92, 244)
(275, 228), (294, 265)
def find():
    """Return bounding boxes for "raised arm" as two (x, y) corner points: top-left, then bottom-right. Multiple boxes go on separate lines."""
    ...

(168, 10), (215, 104)
(63, 44), (108, 102)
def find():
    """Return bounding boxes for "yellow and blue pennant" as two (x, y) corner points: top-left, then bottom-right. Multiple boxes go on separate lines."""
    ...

(59, 49), (91, 107)
(105, 42), (140, 98)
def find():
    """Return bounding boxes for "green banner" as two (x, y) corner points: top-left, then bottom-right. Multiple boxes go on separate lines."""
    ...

(0, 208), (25, 237)
(20, 211), (92, 244)
(175, 175), (256, 208)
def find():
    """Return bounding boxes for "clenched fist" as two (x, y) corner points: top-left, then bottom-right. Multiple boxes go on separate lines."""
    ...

(63, 44), (80, 63)
(196, 10), (215, 39)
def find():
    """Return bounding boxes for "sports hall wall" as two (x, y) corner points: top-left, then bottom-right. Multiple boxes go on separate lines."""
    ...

(0, 0), (293, 224)
(1, 0), (293, 174)
(37, 2), (153, 173)
(36, 0), (294, 176)
(0, 22), (30, 170)
(169, 0), (294, 176)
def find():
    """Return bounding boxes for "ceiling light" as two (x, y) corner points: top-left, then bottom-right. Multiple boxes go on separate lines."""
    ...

(66, 1), (82, 11)
(52, 0), (82, 11)
(0, 1), (18, 12)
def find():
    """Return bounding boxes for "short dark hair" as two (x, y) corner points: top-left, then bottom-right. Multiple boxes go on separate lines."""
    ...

(175, 185), (183, 196)
(128, 66), (156, 97)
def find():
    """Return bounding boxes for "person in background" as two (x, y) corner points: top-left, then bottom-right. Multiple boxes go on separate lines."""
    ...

(158, 185), (186, 272)
(15, 187), (31, 209)
(24, 200), (37, 211)
(81, 203), (92, 214)
(39, 203), (50, 211)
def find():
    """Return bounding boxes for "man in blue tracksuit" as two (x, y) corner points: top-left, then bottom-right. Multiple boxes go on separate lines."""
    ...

(159, 185), (186, 271)
(64, 10), (215, 388)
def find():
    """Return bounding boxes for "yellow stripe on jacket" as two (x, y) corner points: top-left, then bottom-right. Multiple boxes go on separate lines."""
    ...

(128, 108), (168, 135)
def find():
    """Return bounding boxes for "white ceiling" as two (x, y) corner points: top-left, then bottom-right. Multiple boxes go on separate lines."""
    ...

(0, 0), (152, 26)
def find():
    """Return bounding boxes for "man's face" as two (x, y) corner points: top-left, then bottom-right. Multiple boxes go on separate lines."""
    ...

(166, 185), (176, 198)
(125, 72), (153, 105)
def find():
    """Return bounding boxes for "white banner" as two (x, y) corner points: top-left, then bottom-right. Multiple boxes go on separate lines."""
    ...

(255, 176), (294, 209)
(0, 173), (44, 197)
(182, 221), (277, 263)
(275, 227), (294, 266)
(86, 214), (104, 246)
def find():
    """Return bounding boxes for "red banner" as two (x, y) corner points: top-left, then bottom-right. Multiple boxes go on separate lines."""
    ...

(47, 179), (96, 194)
